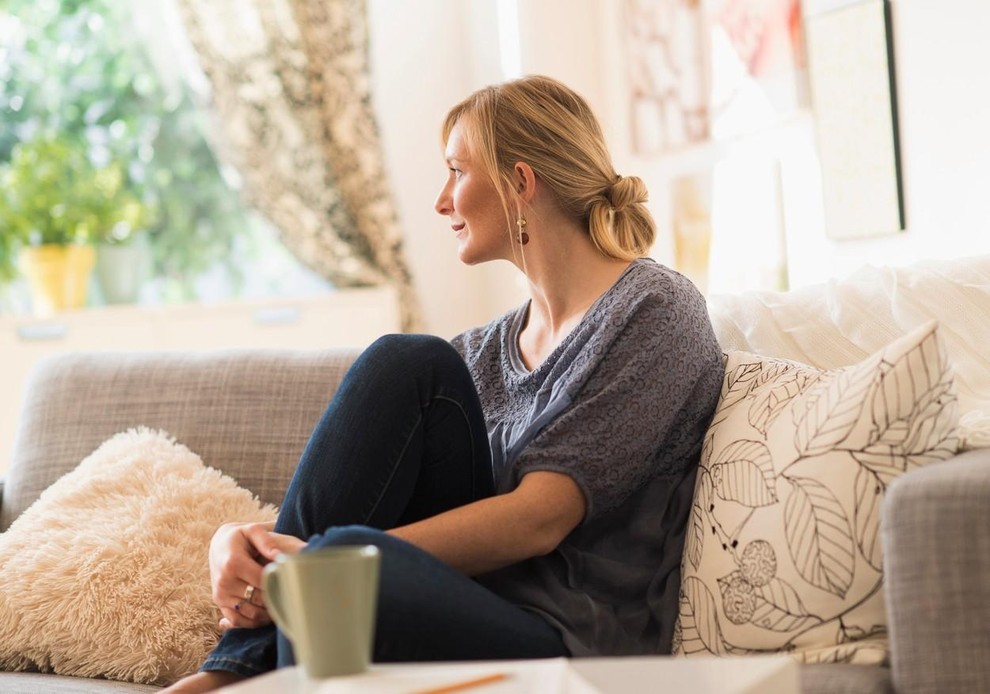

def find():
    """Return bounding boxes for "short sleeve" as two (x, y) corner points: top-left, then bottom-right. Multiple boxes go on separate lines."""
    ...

(512, 280), (722, 521)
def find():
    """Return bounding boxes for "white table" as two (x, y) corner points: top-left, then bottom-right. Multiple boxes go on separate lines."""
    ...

(221, 655), (800, 693)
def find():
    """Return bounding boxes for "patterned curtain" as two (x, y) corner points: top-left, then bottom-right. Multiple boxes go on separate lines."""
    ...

(174, 0), (419, 329)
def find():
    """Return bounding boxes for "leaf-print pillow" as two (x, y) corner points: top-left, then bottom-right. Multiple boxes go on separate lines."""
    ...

(672, 321), (959, 664)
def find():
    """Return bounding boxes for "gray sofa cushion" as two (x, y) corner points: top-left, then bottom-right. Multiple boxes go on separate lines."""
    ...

(884, 448), (990, 694)
(800, 664), (891, 694)
(2, 349), (358, 532)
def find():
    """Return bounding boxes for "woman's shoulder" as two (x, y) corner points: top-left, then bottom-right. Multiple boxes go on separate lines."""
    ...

(602, 258), (708, 319)
(629, 256), (702, 290)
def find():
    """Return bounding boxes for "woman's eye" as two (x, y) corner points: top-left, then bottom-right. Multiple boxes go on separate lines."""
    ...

(449, 167), (463, 179)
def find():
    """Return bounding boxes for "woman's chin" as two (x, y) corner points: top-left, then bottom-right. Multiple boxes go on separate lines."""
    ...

(456, 244), (482, 266)
(455, 239), (507, 266)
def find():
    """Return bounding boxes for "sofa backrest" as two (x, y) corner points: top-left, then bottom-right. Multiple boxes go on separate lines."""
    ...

(706, 254), (990, 449)
(708, 255), (990, 362)
(1, 349), (359, 532)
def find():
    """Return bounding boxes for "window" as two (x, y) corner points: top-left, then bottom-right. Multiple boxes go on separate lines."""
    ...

(0, 0), (329, 314)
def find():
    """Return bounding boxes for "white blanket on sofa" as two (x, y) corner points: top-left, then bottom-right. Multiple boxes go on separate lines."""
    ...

(707, 254), (990, 450)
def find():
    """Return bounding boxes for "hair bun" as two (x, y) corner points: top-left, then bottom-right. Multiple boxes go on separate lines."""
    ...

(608, 175), (649, 212)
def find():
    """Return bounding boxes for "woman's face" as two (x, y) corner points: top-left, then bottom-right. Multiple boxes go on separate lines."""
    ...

(434, 120), (511, 266)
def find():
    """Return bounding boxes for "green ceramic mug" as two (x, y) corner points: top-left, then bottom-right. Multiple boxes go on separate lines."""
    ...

(262, 545), (381, 678)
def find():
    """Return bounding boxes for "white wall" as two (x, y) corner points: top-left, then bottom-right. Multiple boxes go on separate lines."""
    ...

(851, 0), (990, 266)
(366, 0), (479, 338)
(367, 0), (990, 335)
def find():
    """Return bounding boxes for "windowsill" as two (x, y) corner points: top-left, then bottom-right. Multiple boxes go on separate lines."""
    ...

(0, 285), (402, 476)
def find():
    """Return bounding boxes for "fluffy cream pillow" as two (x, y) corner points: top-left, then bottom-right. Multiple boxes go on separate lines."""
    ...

(673, 322), (959, 664)
(0, 428), (279, 684)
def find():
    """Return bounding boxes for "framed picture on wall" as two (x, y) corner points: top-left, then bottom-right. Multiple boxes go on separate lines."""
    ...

(669, 168), (716, 292)
(804, 0), (905, 239)
(622, 0), (810, 154)
(666, 154), (788, 295)
(623, 0), (711, 155)
(706, 0), (810, 139)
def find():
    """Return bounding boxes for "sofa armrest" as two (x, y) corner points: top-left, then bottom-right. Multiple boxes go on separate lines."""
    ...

(883, 448), (990, 694)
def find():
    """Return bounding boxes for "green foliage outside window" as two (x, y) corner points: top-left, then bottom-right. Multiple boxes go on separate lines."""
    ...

(0, 131), (147, 253)
(0, 0), (258, 299)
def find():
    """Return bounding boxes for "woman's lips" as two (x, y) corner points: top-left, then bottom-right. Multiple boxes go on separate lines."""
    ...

(452, 223), (465, 233)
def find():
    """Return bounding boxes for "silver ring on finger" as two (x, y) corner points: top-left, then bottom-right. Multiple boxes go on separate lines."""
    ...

(243, 584), (256, 603)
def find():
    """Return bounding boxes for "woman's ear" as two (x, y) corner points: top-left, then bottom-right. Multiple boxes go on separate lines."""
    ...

(513, 162), (537, 203)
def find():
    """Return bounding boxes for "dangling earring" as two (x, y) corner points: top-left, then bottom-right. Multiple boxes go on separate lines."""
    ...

(516, 215), (529, 246)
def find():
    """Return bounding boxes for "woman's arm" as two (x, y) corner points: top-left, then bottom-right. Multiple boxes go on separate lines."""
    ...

(211, 470), (584, 628)
(390, 470), (586, 575)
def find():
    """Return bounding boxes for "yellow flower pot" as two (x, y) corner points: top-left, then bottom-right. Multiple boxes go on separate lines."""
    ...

(18, 244), (96, 314)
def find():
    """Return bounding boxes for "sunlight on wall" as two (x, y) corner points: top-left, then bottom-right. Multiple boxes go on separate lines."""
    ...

(497, 0), (522, 79)
(707, 157), (788, 294)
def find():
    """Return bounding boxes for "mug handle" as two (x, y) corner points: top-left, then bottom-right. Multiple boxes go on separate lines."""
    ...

(262, 559), (295, 643)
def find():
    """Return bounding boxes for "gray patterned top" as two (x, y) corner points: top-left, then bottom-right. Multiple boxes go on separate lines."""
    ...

(451, 258), (724, 656)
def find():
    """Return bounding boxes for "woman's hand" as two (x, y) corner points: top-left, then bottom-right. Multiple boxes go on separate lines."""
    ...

(209, 521), (307, 630)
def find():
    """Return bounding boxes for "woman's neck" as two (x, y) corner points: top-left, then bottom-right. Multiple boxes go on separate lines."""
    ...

(515, 221), (631, 369)
(525, 252), (629, 334)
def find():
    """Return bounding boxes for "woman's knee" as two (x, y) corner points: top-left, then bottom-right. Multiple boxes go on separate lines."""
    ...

(356, 334), (467, 387)
(304, 526), (435, 583)
(365, 333), (459, 366)
(305, 525), (387, 552)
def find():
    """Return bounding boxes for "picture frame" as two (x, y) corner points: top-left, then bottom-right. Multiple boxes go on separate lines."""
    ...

(664, 152), (788, 294)
(623, 0), (811, 154)
(623, 0), (711, 155)
(804, 0), (905, 239)
(706, 0), (810, 140)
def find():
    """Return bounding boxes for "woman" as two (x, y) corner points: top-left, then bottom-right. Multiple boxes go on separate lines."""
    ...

(167, 75), (723, 692)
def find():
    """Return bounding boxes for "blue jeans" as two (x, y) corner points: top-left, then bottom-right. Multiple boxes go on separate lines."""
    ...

(201, 335), (568, 678)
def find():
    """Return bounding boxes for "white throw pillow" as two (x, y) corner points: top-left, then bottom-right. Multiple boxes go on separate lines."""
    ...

(0, 428), (279, 684)
(673, 321), (959, 664)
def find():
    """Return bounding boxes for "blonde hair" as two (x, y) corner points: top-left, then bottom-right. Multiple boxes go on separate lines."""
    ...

(442, 75), (655, 261)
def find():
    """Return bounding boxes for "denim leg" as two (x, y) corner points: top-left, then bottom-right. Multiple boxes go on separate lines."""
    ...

(275, 527), (568, 668)
(200, 624), (278, 678)
(279, 334), (494, 535)
(203, 335), (498, 677)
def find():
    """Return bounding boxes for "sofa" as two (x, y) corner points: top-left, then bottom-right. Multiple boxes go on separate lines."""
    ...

(0, 256), (988, 693)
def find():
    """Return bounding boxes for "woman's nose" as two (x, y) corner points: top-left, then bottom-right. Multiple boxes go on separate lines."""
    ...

(435, 181), (452, 216)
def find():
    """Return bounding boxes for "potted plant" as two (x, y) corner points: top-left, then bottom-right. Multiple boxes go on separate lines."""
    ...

(0, 131), (147, 313)
(94, 223), (153, 306)
(80, 138), (157, 306)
